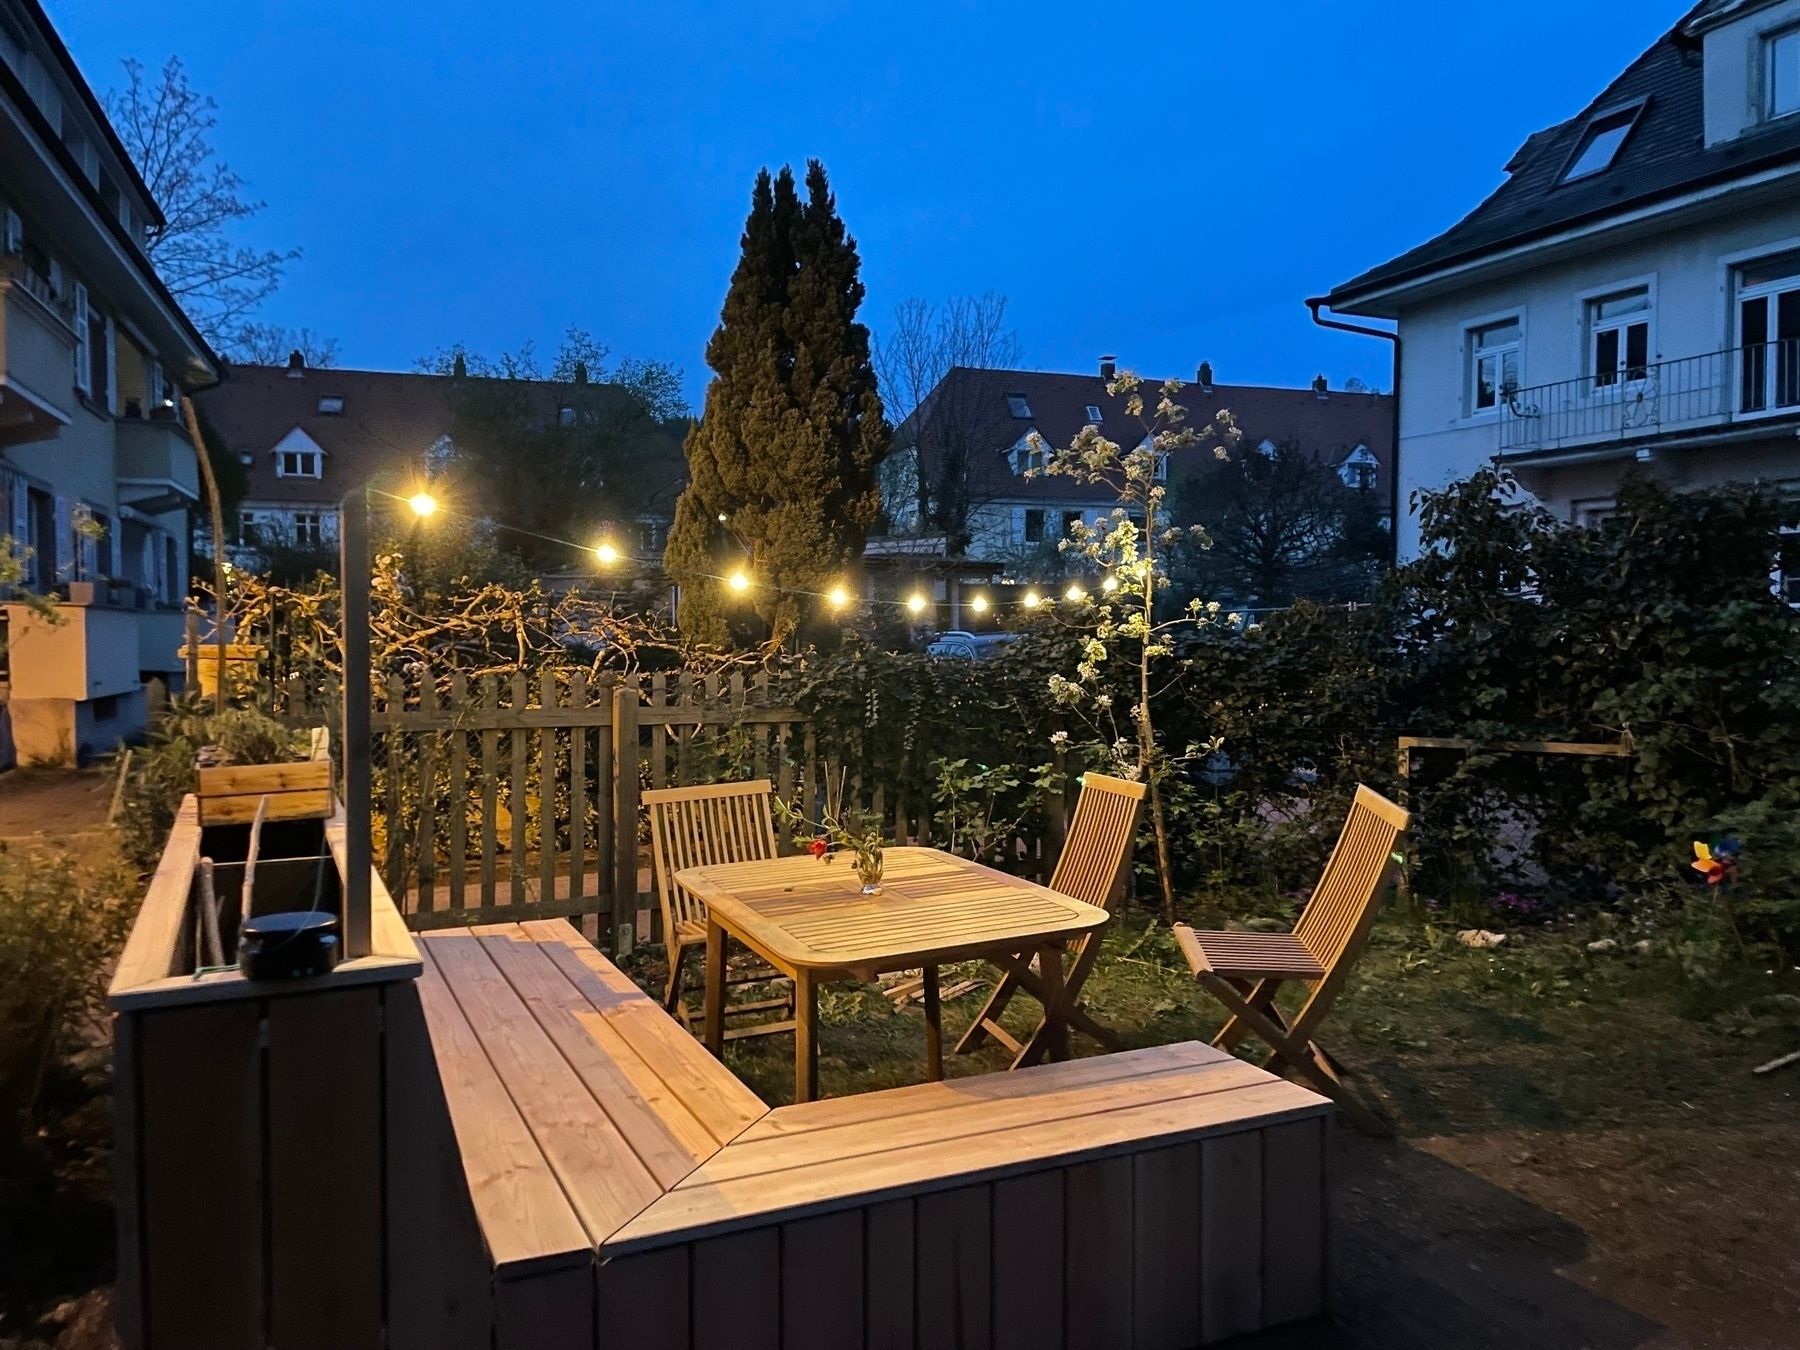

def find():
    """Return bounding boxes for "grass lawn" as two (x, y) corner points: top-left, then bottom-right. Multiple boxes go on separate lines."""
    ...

(623, 907), (1800, 1349)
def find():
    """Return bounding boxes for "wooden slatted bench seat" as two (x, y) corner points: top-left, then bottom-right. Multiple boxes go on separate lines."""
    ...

(401, 919), (1333, 1350)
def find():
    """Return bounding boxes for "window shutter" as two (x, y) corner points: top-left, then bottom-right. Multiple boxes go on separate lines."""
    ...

(52, 495), (71, 581)
(9, 475), (26, 548)
(1, 208), (20, 254)
(103, 315), (116, 414)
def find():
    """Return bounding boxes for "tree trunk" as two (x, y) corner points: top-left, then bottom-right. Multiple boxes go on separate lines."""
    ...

(1139, 532), (1177, 922)
(183, 396), (229, 714)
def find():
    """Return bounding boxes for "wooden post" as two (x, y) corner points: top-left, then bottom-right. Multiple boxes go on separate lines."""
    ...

(183, 607), (199, 692)
(610, 677), (640, 955)
(341, 488), (372, 960)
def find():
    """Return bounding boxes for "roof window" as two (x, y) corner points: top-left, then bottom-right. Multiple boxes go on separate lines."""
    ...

(317, 395), (344, 414)
(1006, 393), (1032, 419)
(1085, 404), (1103, 423)
(1558, 102), (1645, 184)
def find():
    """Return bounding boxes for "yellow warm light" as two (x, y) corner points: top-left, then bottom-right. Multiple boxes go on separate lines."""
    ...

(1101, 575), (1120, 593)
(594, 541), (619, 565)
(970, 593), (989, 614)
(906, 593), (928, 615)
(1022, 590), (1042, 610)
(407, 491), (439, 518)
(827, 584), (851, 609)
(728, 570), (751, 593)
(1064, 584), (1088, 603)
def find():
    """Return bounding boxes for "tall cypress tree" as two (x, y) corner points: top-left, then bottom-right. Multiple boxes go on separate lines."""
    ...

(666, 160), (887, 647)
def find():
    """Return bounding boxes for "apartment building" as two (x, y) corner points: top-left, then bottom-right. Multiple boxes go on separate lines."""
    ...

(1321, 0), (1800, 561)
(0, 0), (217, 764)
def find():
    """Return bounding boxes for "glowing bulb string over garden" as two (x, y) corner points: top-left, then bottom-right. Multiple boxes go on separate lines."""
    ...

(366, 487), (1249, 618)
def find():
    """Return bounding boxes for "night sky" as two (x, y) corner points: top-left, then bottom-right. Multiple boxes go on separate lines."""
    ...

(55, 0), (1676, 409)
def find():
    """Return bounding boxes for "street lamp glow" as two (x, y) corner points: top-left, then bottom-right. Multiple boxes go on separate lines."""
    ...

(407, 491), (438, 519)
(728, 569), (751, 593)
(969, 593), (989, 615)
(594, 541), (619, 565)
(1064, 584), (1088, 603)
(1101, 575), (1120, 594)
(1022, 590), (1042, 610)
(906, 592), (928, 615)
(826, 584), (850, 609)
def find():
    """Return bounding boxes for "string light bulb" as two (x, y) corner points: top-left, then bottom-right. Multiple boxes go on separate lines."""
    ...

(728, 570), (751, 593)
(969, 594), (989, 615)
(407, 491), (439, 519)
(826, 584), (851, 609)
(1064, 584), (1088, 603)
(1101, 575), (1120, 594)
(906, 593), (928, 615)
(594, 541), (619, 565)
(1022, 590), (1042, 610)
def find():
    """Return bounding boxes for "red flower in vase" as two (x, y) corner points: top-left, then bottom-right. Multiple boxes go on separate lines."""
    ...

(809, 837), (830, 860)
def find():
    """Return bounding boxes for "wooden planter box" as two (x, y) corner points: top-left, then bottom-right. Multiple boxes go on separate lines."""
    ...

(109, 793), (422, 1350)
(175, 641), (262, 700)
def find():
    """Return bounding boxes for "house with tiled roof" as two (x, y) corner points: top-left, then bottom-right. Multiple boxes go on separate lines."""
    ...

(196, 353), (688, 559)
(880, 359), (1392, 588)
(1319, 0), (1800, 564)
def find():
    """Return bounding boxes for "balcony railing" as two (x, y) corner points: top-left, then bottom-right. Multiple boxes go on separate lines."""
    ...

(1498, 340), (1800, 455)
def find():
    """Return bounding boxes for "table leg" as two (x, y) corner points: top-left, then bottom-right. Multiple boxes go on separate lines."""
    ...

(1038, 941), (1070, 1062)
(794, 970), (819, 1104)
(703, 919), (726, 1058)
(922, 965), (943, 1082)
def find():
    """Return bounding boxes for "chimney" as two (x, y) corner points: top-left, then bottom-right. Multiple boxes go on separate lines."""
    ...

(452, 353), (467, 379)
(1313, 373), (1329, 400)
(285, 350), (305, 378)
(1197, 360), (1214, 392)
(1099, 354), (1117, 381)
(574, 360), (589, 386)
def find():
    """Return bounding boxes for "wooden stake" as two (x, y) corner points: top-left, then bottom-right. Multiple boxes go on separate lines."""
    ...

(241, 795), (269, 924)
(197, 857), (224, 968)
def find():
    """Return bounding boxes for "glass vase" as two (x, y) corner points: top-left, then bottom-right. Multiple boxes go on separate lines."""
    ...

(854, 847), (884, 895)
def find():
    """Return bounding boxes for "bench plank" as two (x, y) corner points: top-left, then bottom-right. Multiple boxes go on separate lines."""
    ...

(426, 932), (663, 1244)
(472, 924), (715, 1188)
(413, 940), (599, 1275)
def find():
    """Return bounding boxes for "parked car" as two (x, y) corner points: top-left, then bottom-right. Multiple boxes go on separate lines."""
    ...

(926, 630), (1019, 660)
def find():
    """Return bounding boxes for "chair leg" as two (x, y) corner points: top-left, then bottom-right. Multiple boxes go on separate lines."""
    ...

(954, 964), (1025, 1055)
(664, 939), (691, 1016)
(1197, 973), (1390, 1136)
(1211, 978), (1279, 1053)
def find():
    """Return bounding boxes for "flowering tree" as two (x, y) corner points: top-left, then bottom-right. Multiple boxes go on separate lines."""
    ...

(1034, 372), (1240, 919)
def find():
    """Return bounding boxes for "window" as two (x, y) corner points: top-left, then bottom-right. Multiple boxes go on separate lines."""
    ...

(1737, 250), (1800, 413)
(1023, 508), (1045, 543)
(278, 449), (322, 478)
(1010, 438), (1045, 475)
(1340, 446), (1379, 492)
(557, 403), (576, 426)
(293, 511), (324, 546)
(89, 310), (111, 409)
(72, 283), (90, 394)
(1559, 104), (1643, 184)
(1005, 393), (1032, 419)
(1779, 526), (1800, 606)
(238, 450), (255, 467)
(1154, 452), (1170, 481)
(1588, 288), (1651, 389)
(1469, 318), (1522, 414)
(316, 395), (344, 415)
(238, 509), (261, 545)
(1084, 404), (1103, 424)
(1, 207), (19, 254)
(1769, 26), (1800, 120)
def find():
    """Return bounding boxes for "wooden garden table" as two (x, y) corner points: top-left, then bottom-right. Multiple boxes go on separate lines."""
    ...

(678, 846), (1111, 1103)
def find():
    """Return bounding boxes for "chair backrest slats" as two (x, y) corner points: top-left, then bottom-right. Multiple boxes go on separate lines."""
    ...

(643, 779), (778, 934)
(1048, 772), (1148, 912)
(1289, 784), (1409, 1034)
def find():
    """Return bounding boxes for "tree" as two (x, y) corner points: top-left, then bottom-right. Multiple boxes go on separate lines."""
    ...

(107, 57), (298, 352)
(1039, 373), (1239, 920)
(874, 293), (1021, 551)
(665, 161), (888, 649)
(233, 323), (340, 368)
(416, 329), (687, 571)
(1171, 439), (1382, 607)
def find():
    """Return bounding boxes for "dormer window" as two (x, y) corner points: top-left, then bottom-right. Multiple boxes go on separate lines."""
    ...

(317, 395), (344, 415)
(1005, 393), (1032, 419)
(278, 449), (322, 478)
(1769, 27), (1800, 121)
(1558, 102), (1645, 184)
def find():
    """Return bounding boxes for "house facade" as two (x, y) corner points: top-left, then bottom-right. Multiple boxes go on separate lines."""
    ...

(195, 355), (689, 562)
(1323, 0), (1800, 561)
(880, 360), (1393, 622)
(0, 0), (217, 764)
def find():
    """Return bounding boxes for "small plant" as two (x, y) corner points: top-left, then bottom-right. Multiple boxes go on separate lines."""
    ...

(773, 771), (889, 893)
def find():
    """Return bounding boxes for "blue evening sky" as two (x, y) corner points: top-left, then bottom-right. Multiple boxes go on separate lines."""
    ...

(54, 0), (1676, 411)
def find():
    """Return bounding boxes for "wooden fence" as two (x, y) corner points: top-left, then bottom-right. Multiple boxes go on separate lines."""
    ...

(246, 667), (1067, 951)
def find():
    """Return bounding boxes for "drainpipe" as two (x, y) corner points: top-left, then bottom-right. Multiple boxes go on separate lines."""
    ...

(1307, 298), (1402, 566)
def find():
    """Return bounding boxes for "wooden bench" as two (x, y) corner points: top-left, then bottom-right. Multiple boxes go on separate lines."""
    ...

(400, 920), (1334, 1350)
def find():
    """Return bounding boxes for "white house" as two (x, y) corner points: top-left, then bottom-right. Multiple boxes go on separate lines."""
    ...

(1319, 0), (1800, 561)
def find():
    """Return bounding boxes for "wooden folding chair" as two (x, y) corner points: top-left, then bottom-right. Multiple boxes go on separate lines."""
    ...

(954, 772), (1147, 1069)
(644, 779), (795, 1040)
(1174, 784), (1409, 1134)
